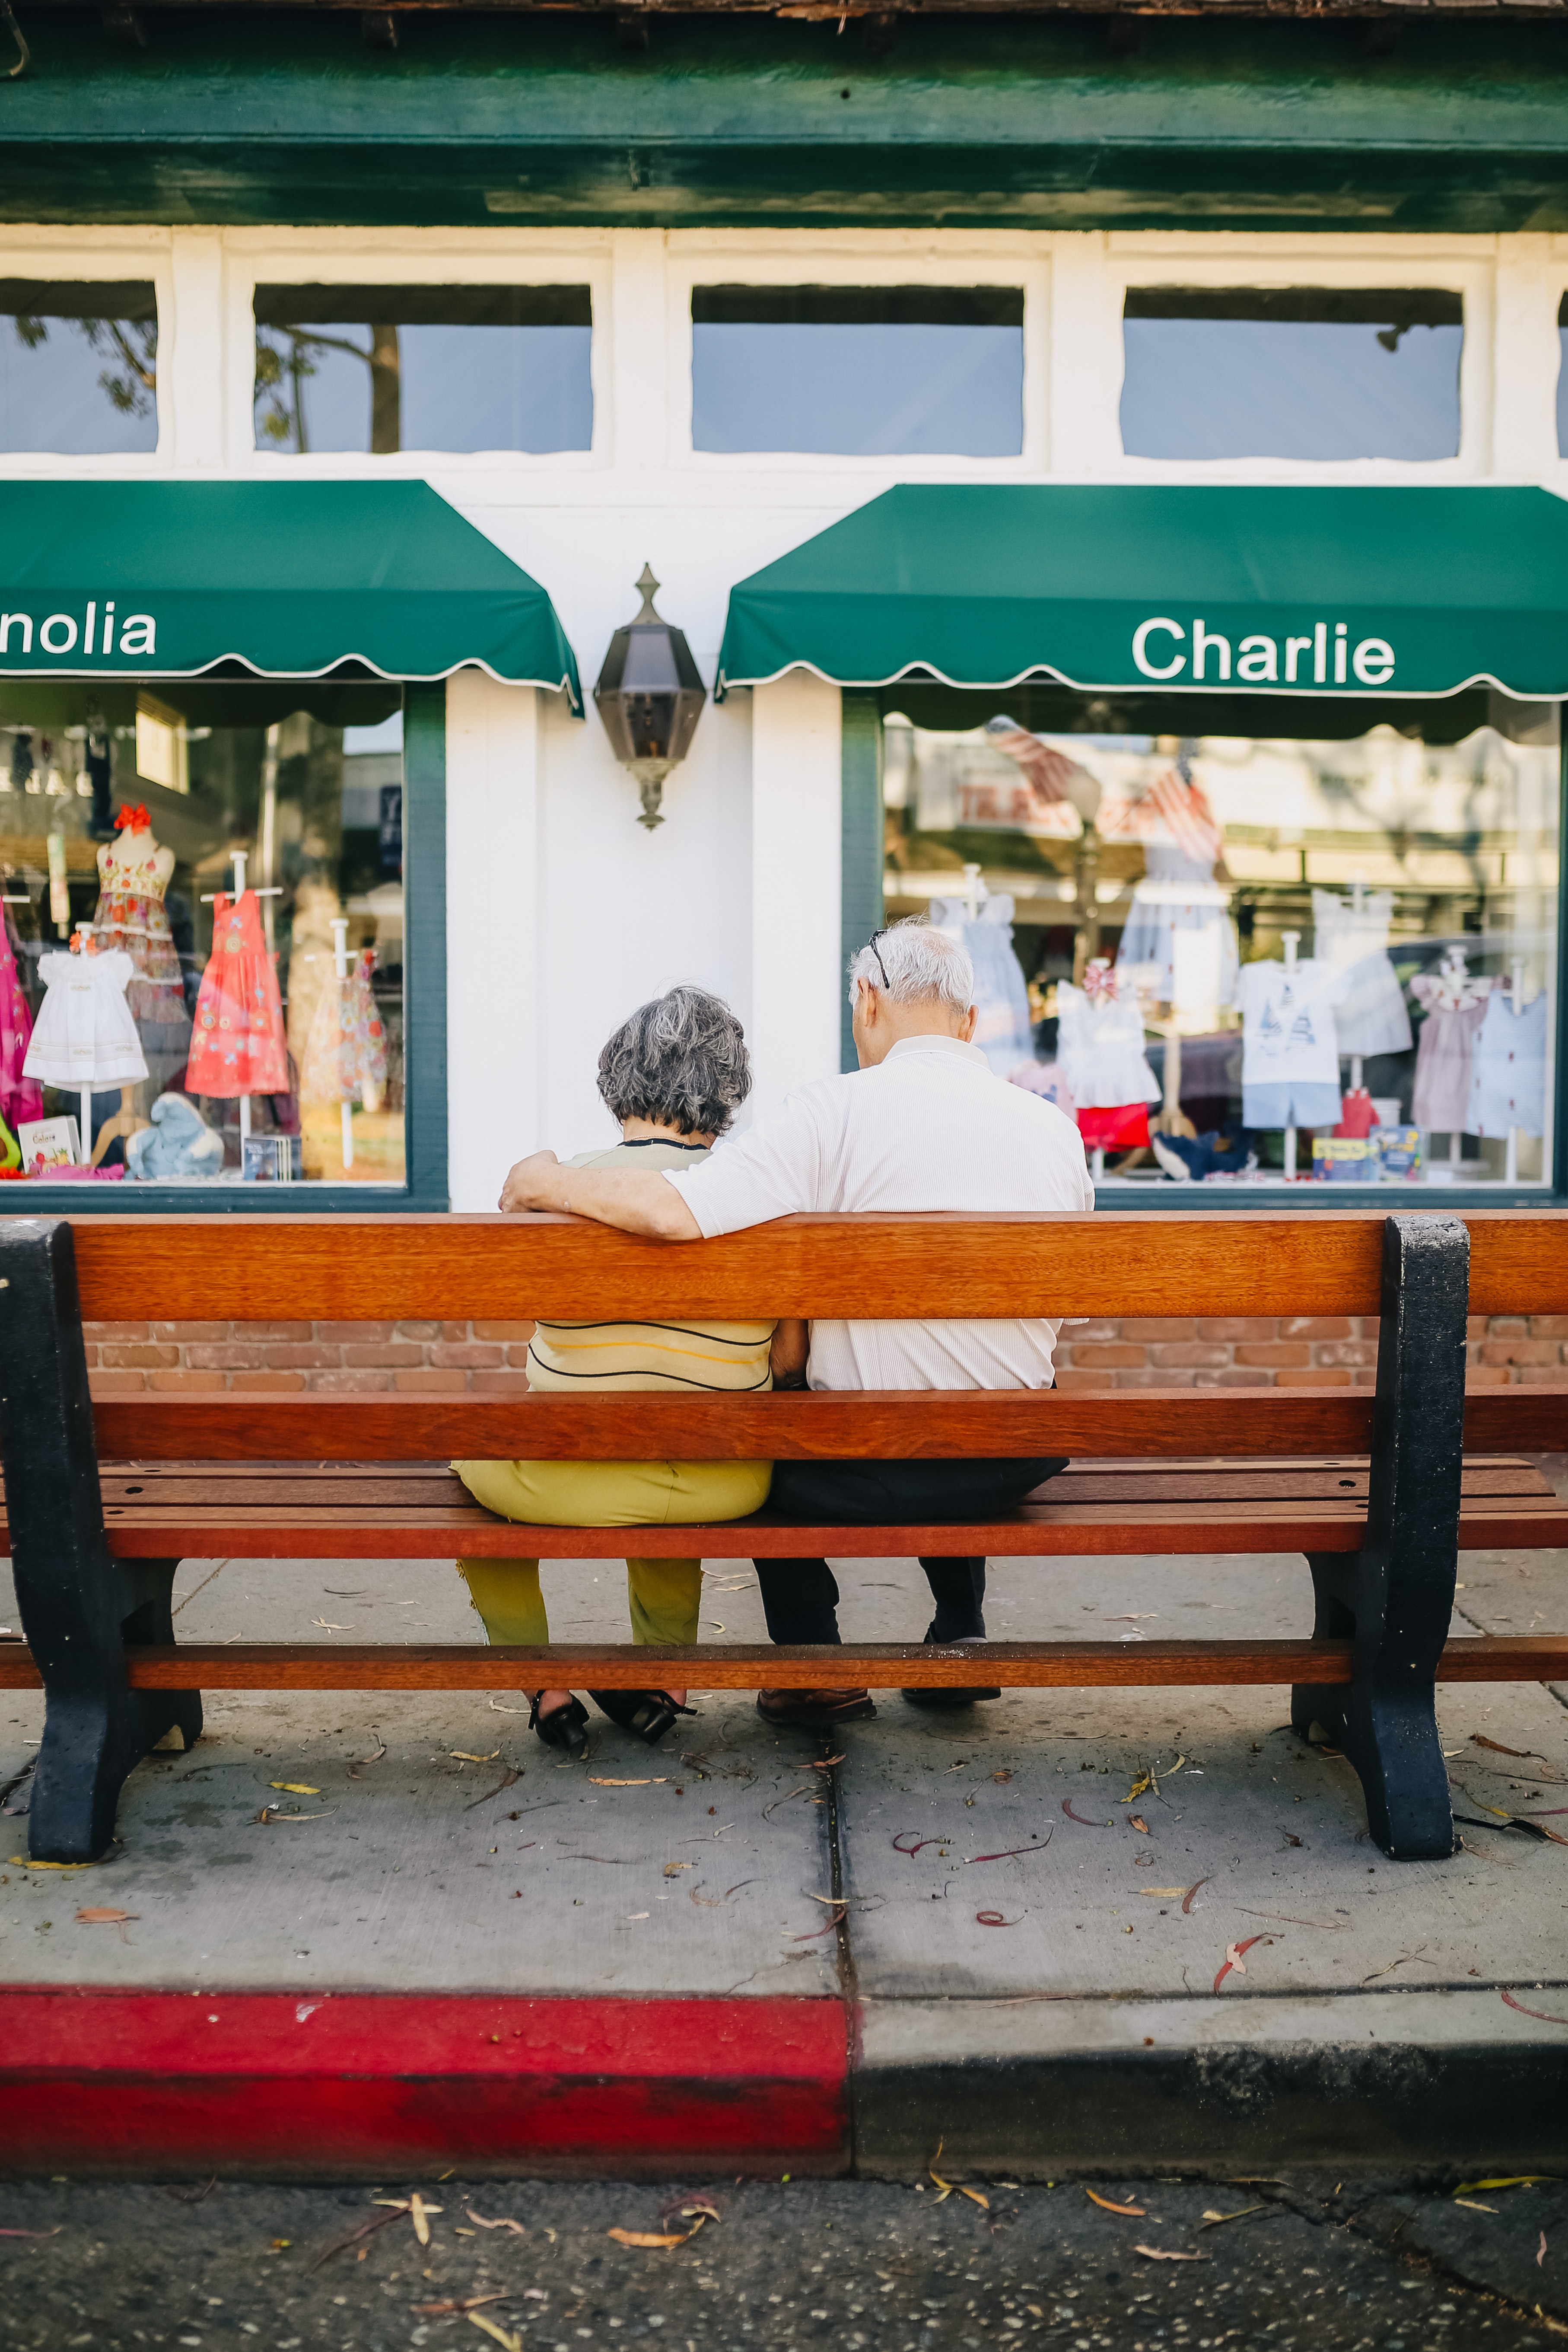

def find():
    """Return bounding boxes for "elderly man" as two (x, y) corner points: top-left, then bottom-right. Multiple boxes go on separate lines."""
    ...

(500, 918), (1093, 1727)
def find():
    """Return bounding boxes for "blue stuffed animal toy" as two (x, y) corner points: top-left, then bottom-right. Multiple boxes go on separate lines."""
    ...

(125, 1091), (226, 1182)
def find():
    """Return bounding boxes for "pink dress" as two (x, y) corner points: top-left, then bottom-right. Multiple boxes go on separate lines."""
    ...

(185, 891), (290, 1098)
(1411, 973), (1489, 1134)
(0, 909), (41, 1131)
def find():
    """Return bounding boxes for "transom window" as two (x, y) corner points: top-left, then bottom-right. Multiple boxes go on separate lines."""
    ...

(252, 283), (593, 455)
(690, 284), (1024, 457)
(1121, 286), (1464, 463)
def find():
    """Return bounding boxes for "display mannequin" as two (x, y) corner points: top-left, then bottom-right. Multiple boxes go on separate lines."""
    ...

(1107, 767), (1237, 1026)
(92, 802), (191, 1097)
(300, 918), (386, 1172)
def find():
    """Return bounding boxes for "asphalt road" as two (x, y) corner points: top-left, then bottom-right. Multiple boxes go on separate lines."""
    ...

(0, 2173), (1563, 2352)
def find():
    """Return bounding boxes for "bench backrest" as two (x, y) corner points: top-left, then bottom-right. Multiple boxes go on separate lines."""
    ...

(25, 1208), (1568, 1465)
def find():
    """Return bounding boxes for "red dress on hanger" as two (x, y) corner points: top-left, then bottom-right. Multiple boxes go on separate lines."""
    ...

(185, 890), (289, 1097)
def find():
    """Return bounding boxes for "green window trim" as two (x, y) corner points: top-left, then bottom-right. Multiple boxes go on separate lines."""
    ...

(840, 688), (884, 1074)
(4, 678), (450, 1219)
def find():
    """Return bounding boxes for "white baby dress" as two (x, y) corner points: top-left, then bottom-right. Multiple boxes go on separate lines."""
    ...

(1056, 974), (1161, 1111)
(23, 949), (149, 1090)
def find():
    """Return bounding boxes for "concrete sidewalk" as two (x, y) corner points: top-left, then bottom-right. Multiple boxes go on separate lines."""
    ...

(2, 1538), (1566, 2176)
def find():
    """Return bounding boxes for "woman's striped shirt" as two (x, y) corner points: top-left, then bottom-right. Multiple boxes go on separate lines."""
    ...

(525, 1137), (774, 1394)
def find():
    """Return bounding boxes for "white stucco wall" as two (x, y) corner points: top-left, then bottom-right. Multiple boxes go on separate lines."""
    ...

(2, 221), (1565, 1193)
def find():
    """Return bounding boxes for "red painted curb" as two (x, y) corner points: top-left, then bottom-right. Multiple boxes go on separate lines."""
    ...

(0, 1989), (852, 2177)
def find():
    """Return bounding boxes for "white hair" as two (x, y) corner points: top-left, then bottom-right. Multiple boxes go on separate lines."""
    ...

(846, 917), (975, 1014)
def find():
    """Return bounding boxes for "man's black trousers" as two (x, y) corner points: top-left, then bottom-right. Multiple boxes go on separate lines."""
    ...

(753, 1454), (1069, 1646)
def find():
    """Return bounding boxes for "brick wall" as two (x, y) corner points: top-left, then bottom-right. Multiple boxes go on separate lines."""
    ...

(82, 1317), (1554, 1395)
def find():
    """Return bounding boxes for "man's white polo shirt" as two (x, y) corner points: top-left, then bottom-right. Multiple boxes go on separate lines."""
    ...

(662, 1033), (1094, 1394)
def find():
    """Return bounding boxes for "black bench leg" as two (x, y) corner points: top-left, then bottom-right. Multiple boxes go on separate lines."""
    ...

(0, 1222), (200, 1864)
(1290, 1214), (1468, 1862)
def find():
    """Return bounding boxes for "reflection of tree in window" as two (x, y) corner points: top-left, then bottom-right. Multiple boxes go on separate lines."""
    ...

(12, 312), (158, 420)
(255, 322), (401, 453)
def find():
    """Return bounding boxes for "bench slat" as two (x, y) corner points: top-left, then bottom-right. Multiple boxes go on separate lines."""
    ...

(79, 1504), (1568, 1559)
(2, 1634), (1565, 1691)
(89, 1459), (1548, 1504)
(83, 1385), (1568, 1464)
(62, 1209), (1568, 1324)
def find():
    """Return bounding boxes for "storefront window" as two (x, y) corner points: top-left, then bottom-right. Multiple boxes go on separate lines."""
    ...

(1120, 288), (1463, 462)
(883, 696), (1558, 1189)
(0, 279), (158, 456)
(253, 284), (593, 455)
(690, 286), (1024, 456)
(0, 683), (407, 1187)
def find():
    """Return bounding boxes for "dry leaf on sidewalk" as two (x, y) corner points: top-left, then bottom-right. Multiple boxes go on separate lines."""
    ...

(1135, 2246), (1207, 2262)
(1128, 1817), (1151, 1835)
(467, 2315), (523, 2352)
(1501, 1989), (1568, 2026)
(269, 1782), (320, 1796)
(1214, 1935), (1268, 1992)
(1473, 1735), (1539, 1758)
(928, 2142), (989, 2209)
(75, 1906), (137, 1943)
(413, 2295), (509, 2316)
(592, 1778), (665, 1788)
(1062, 1801), (1108, 1827)
(465, 2209), (526, 2236)
(1200, 2206), (1266, 2229)
(1085, 2190), (1145, 2216)
(1182, 1879), (1209, 1914)
(607, 2227), (689, 2249)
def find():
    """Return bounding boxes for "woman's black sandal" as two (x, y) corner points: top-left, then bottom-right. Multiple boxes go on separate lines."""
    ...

(587, 1689), (697, 1747)
(529, 1692), (591, 1757)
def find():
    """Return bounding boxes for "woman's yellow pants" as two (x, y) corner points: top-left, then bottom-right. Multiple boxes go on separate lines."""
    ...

(452, 1457), (772, 1649)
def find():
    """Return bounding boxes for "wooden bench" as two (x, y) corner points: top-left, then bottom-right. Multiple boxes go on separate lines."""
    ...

(3, 1207), (1568, 1870)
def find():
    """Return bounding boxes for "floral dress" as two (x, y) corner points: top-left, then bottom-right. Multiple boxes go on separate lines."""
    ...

(300, 950), (387, 1111)
(186, 890), (290, 1097)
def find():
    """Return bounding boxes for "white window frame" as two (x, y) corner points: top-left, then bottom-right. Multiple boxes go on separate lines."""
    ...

(0, 227), (173, 472)
(1102, 234), (1496, 481)
(222, 227), (614, 474)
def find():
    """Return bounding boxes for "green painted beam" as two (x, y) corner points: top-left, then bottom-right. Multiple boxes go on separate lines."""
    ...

(4, 11), (1568, 229)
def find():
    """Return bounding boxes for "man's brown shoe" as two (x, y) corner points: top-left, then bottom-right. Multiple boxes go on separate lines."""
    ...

(756, 1687), (877, 1726)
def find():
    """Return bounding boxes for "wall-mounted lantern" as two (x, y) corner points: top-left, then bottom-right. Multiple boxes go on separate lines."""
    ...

(593, 566), (706, 830)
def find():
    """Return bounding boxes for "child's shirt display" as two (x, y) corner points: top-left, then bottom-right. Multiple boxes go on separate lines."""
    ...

(1466, 983), (1548, 1139)
(1239, 958), (1351, 1090)
(1310, 888), (1412, 1059)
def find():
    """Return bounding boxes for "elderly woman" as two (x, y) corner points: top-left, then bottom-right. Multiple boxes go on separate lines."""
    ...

(453, 985), (783, 1757)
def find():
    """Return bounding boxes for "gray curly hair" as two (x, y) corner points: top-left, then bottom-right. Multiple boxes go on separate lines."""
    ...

(597, 985), (752, 1138)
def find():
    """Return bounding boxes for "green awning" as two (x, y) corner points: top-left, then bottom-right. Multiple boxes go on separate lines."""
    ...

(717, 484), (1568, 704)
(0, 480), (582, 706)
